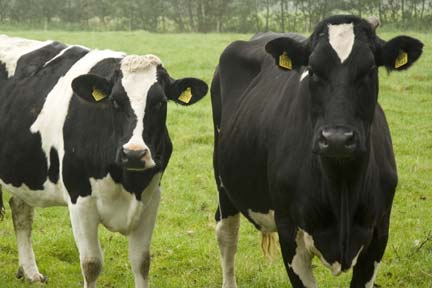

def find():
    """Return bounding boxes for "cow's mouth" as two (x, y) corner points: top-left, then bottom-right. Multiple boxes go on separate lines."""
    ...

(126, 167), (146, 172)
(123, 160), (156, 172)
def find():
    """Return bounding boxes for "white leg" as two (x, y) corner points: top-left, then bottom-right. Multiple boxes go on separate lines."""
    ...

(9, 197), (47, 283)
(290, 230), (317, 288)
(69, 197), (103, 288)
(216, 214), (240, 288)
(128, 188), (160, 288)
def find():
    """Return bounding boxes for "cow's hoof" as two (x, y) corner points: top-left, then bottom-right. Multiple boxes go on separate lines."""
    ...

(16, 267), (24, 279)
(16, 267), (48, 283)
(28, 273), (48, 284)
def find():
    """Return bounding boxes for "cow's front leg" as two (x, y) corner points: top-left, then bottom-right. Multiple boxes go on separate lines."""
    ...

(69, 198), (103, 288)
(277, 221), (316, 288)
(9, 196), (47, 283)
(128, 188), (161, 288)
(350, 219), (390, 288)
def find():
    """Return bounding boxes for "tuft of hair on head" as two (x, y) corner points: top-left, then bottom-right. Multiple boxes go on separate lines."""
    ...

(0, 186), (5, 221)
(367, 16), (381, 32)
(121, 54), (162, 73)
(261, 232), (278, 261)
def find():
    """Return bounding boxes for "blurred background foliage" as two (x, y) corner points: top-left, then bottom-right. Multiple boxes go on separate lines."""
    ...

(0, 0), (431, 32)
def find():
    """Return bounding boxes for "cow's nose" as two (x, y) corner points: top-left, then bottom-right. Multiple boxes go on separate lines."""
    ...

(318, 128), (356, 157)
(121, 148), (147, 170)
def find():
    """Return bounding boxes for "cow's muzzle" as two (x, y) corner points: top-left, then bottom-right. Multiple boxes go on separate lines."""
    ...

(121, 148), (150, 171)
(316, 127), (358, 159)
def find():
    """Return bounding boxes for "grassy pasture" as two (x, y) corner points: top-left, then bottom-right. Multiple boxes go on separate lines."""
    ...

(0, 30), (431, 287)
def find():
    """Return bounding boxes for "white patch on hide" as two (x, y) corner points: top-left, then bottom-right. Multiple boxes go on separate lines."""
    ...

(300, 70), (309, 81)
(0, 34), (53, 77)
(30, 49), (125, 182)
(365, 261), (379, 288)
(89, 173), (161, 235)
(248, 209), (277, 233)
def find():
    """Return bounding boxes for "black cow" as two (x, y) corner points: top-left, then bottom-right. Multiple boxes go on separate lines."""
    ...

(0, 34), (207, 287)
(211, 15), (423, 288)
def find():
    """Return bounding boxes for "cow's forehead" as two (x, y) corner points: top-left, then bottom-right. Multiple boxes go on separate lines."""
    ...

(120, 54), (162, 74)
(120, 55), (161, 100)
(327, 23), (355, 63)
(311, 20), (375, 68)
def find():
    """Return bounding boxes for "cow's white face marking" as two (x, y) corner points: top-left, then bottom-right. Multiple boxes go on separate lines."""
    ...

(365, 261), (379, 288)
(0, 35), (53, 77)
(248, 209), (277, 233)
(121, 55), (161, 169)
(328, 23), (355, 63)
(31, 49), (124, 181)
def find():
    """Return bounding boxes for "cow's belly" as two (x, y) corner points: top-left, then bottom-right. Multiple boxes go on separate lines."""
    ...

(0, 179), (67, 207)
(89, 173), (161, 235)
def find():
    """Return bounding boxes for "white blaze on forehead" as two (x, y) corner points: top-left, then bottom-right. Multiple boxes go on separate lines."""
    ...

(31, 49), (124, 170)
(0, 34), (53, 77)
(328, 23), (355, 63)
(121, 55), (161, 166)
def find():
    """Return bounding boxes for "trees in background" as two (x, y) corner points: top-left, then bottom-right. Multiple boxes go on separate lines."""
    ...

(0, 0), (431, 32)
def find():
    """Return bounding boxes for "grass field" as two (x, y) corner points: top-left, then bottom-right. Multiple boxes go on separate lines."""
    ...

(0, 30), (431, 288)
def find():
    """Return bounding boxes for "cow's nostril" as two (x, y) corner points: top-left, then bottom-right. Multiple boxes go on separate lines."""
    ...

(139, 149), (148, 159)
(319, 131), (329, 148)
(123, 148), (148, 161)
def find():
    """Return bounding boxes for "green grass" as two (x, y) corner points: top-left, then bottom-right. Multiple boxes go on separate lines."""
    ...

(0, 30), (431, 287)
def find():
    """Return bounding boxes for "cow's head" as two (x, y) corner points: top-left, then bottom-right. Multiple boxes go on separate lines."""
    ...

(266, 15), (423, 160)
(71, 55), (207, 172)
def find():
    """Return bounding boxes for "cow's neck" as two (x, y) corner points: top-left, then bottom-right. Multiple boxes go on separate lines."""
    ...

(318, 147), (373, 268)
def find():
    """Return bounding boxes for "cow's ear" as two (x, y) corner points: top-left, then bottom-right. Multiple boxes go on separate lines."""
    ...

(165, 77), (208, 106)
(376, 36), (423, 71)
(72, 74), (112, 103)
(265, 37), (309, 71)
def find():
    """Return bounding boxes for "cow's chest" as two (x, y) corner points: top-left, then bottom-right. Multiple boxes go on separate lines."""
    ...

(87, 173), (161, 235)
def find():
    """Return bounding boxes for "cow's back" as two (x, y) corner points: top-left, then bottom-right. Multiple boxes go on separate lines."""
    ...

(0, 36), (89, 196)
(211, 32), (310, 213)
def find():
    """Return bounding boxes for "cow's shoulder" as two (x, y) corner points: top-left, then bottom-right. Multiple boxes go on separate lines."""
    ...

(371, 104), (397, 185)
(14, 41), (67, 79)
(217, 32), (305, 99)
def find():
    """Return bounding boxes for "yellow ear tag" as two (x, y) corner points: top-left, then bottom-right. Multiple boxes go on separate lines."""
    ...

(279, 51), (292, 70)
(178, 87), (192, 104)
(92, 87), (106, 102)
(395, 51), (408, 69)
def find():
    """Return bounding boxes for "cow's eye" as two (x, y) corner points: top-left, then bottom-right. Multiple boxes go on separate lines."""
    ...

(368, 65), (377, 76)
(358, 65), (377, 80)
(112, 99), (120, 109)
(152, 101), (165, 110)
(308, 67), (326, 82)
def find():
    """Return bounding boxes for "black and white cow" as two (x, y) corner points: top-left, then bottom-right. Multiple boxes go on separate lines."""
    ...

(0, 34), (207, 287)
(211, 15), (423, 288)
